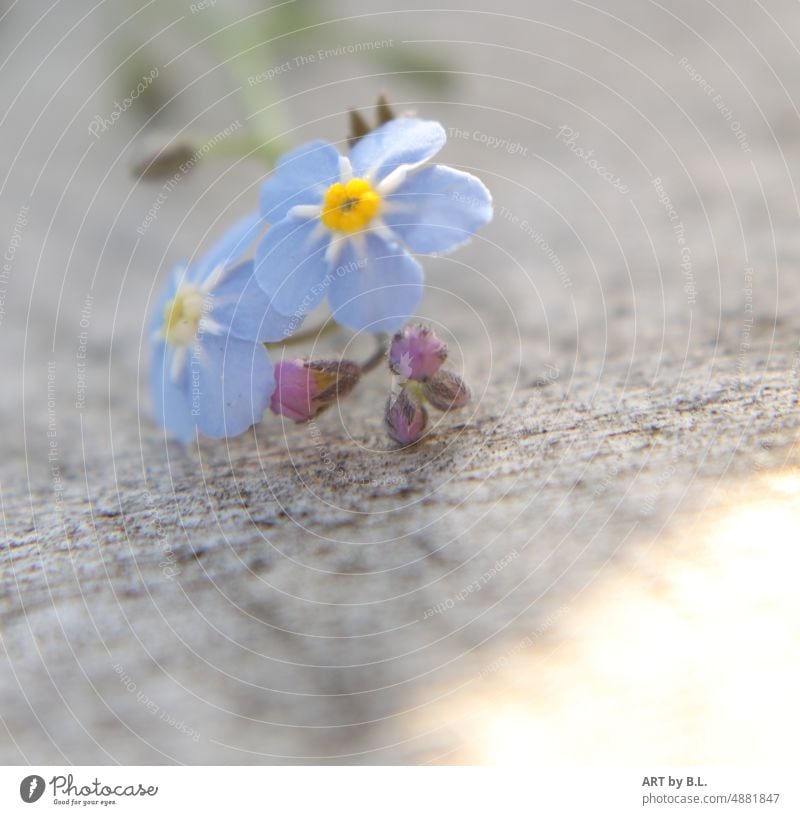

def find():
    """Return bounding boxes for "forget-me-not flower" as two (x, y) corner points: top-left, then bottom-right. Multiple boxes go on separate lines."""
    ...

(149, 213), (292, 443)
(254, 117), (493, 333)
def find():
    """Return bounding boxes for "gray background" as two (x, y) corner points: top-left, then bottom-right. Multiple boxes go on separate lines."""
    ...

(1, 0), (798, 764)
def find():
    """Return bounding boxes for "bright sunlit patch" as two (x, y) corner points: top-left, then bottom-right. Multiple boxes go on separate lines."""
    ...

(483, 709), (547, 767)
(425, 469), (800, 766)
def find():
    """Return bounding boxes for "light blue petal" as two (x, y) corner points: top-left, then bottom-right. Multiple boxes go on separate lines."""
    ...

(259, 140), (339, 223)
(187, 212), (263, 285)
(383, 165), (493, 254)
(350, 118), (446, 182)
(192, 334), (274, 438)
(150, 340), (195, 444)
(209, 260), (297, 343)
(254, 216), (331, 318)
(327, 234), (424, 332)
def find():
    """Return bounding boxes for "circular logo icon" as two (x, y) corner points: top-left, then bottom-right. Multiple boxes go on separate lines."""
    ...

(19, 775), (45, 803)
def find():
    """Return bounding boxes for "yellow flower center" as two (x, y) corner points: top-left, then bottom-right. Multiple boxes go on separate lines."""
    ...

(320, 178), (380, 233)
(162, 285), (205, 346)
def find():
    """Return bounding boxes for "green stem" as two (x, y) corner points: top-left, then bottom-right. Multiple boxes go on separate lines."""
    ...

(204, 135), (283, 166)
(182, 7), (291, 164)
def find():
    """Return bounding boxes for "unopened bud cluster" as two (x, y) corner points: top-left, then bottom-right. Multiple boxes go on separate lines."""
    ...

(268, 324), (470, 447)
(384, 324), (471, 446)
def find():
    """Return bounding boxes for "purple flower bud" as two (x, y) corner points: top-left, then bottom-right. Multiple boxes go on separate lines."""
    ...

(384, 388), (428, 446)
(421, 369), (471, 412)
(388, 324), (447, 381)
(270, 358), (361, 422)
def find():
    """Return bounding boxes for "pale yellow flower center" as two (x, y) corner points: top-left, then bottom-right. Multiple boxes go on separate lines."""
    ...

(320, 177), (380, 233)
(162, 285), (205, 346)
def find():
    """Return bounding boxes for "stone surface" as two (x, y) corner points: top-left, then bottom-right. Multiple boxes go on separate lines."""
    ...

(1, 0), (799, 764)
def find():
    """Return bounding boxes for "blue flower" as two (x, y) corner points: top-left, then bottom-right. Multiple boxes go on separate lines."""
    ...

(149, 214), (293, 443)
(254, 117), (493, 333)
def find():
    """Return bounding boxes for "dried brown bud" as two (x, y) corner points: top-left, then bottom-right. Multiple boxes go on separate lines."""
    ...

(375, 92), (395, 125)
(347, 109), (371, 148)
(348, 94), (397, 147)
(421, 370), (471, 412)
(132, 135), (197, 180)
(306, 359), (362, 405)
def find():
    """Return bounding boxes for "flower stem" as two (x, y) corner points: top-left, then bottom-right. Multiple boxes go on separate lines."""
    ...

(266, 327), (387, 376)
(360, 333), (389, 375)
(265, 320), (339, 349)
(204, 135), (283, 166)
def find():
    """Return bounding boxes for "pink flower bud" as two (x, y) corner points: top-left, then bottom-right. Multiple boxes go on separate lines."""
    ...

(421, 369), (471, 412)
(384, 388), (428, 446)
(270, 358), (361, 422)
(388, 324), (447, 381)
